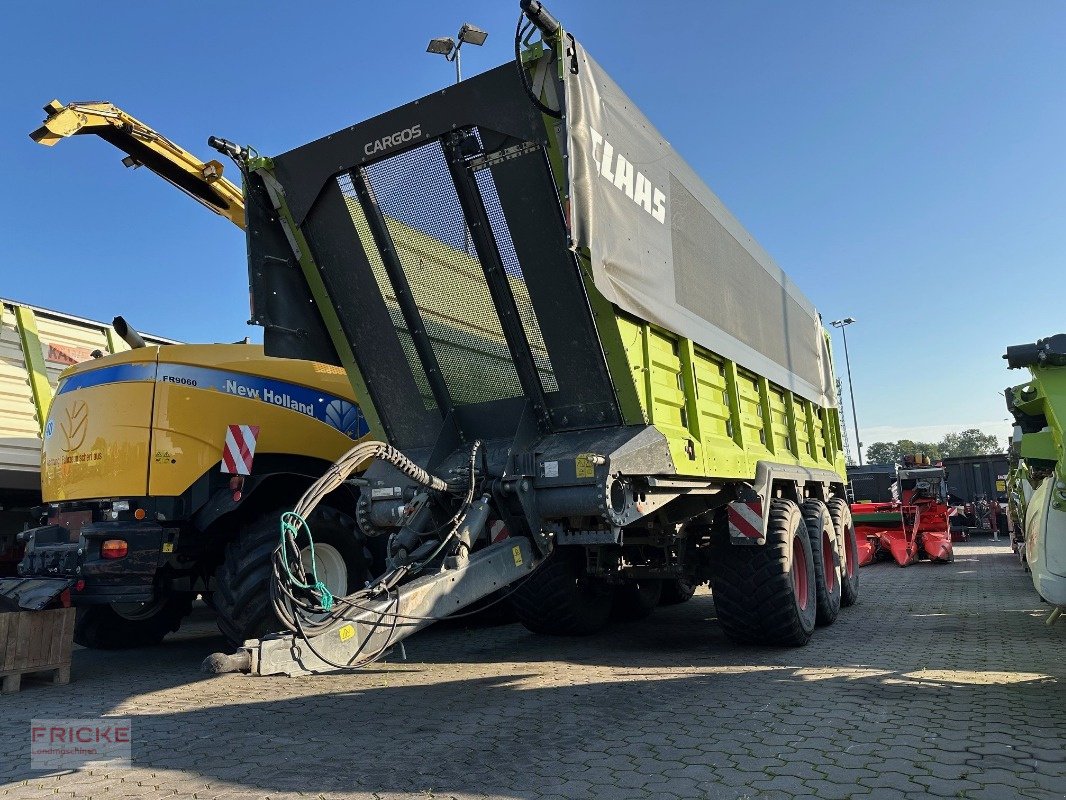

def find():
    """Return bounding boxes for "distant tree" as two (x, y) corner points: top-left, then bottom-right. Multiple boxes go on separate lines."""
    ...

(864, 429), (1002, 464)
(939, 428), (1002, 457)
(865, 441), (900, 465)
(865, 439), (940, 465)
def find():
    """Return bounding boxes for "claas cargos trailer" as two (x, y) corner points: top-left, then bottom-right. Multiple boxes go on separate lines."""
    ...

(1004, 334), (1066, 617)
(207, 0), (858, 676)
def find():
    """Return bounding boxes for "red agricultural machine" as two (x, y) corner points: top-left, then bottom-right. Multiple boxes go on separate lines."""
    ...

(851, 463), (954, 567)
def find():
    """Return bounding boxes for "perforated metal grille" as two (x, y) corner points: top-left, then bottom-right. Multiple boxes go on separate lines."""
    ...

(337, 173), (437, 408)
(473, 167), (558, 393)
(338, 136), (536, 408)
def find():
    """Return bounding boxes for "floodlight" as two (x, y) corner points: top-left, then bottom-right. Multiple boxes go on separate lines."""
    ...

(426, 36), (455, 56)
(458, 23), (488, 46)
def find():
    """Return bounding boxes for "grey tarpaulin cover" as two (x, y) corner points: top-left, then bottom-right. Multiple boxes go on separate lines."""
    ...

(564, 40), (837, 408)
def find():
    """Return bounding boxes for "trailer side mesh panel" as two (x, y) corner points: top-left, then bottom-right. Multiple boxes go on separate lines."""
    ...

(338, 139), (534, 408)
(670, 177), (822, 393)
(473, 166), (558, 393)
(336, 173), (437, 409)
(363, 141), (524, 407)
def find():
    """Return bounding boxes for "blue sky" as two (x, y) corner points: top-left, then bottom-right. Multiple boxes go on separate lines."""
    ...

(2, 1), (1063, 458)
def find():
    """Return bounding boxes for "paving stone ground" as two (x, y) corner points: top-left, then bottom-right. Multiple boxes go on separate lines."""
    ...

(2, 539), (1064, 799)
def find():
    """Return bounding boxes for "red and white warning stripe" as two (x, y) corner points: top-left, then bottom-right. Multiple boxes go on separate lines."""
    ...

(489, 520), (510, 543)
(221, 424), (260, 476)
(728, 500), (764, 542)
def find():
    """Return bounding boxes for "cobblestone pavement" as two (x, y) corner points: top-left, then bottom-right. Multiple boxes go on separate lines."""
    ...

(2, 539), (1064, 799)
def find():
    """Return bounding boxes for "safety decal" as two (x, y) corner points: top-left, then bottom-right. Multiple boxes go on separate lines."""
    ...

(221, 424), (260, 476)
(727, 500), (764, 541)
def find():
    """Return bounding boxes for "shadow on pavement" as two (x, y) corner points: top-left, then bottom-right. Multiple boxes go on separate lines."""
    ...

(3, 541), (1063, 799)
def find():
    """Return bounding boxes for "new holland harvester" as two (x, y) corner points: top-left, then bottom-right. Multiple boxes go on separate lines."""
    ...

(207, 1), (859, 676)
(1, 99), (374, 650)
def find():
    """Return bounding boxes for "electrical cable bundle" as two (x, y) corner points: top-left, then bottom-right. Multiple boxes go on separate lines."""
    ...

(268, 440), (490, 669)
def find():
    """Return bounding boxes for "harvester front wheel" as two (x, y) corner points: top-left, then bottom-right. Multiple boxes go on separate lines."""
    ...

(213, 506), (370, 647)
(511, 546), (612, 636)
(710, 498), (817, 646)
(73, 593), (195, 649)
(827, 498), (859, 607)
(801, 500), (842, 626)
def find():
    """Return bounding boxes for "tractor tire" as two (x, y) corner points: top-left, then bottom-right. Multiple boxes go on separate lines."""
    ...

(511, 546), (612, 636)
(612, 579), (662, 621)
(800, 500), (842, 627)
(827, 498), (860, 607)
(73, 594), (195, 649)
(659, 576), (698, 606)
(710, 498), (817, 646)
(213, 506), (371, 647)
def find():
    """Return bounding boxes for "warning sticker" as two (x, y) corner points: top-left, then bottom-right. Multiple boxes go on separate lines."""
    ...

(512, 545), (523, 567)
(542, 460), (559, 478)
(338, 624), (356, 642)
(575, 454), (597, 478)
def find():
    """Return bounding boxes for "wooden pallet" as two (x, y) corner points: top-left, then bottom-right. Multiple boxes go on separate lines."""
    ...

(0, 607), (75, 694)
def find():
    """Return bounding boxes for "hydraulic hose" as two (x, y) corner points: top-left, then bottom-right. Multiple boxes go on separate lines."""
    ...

(268, 440), (483, 668)
(290, 440), (446, 523)
(515, 11), (563, 119)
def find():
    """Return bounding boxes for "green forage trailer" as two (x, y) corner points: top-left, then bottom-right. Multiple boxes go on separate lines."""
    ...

(210, 1), (858, 675)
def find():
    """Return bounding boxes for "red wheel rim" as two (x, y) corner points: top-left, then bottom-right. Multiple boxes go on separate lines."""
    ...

(844, 523), (857, 577)
(822, 529), (836, 592)
(791, 535), (809, 610)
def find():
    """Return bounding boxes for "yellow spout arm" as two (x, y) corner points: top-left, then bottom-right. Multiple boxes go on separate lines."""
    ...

(31, 99), (245, 229)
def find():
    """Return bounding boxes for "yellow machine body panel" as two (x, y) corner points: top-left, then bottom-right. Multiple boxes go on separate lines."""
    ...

(147, 345), (364, 497)
(42, 348), (157, 501)
(41, 344), (366, 503)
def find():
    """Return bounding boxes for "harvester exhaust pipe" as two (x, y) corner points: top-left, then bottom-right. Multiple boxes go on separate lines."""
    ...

(112, 316), (146, 350)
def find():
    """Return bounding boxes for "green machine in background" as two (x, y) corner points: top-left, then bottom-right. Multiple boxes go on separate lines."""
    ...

(1004, 334), (1066, 617)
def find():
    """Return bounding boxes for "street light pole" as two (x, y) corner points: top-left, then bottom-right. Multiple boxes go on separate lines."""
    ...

(831, 317), (863, 466)
(427, 22), (488, 86)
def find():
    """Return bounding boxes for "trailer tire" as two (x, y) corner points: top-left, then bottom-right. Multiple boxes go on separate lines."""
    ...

(612, 579), (662, 621)
(801, 500), (842, 626)
(73, 593), (195, 649)
(511, 546), (612, 636)
(213, 506), (370, 647)
(827, 498), (859, 607)
(710, 498), (817, 646)
(659, 577), (697, 605)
